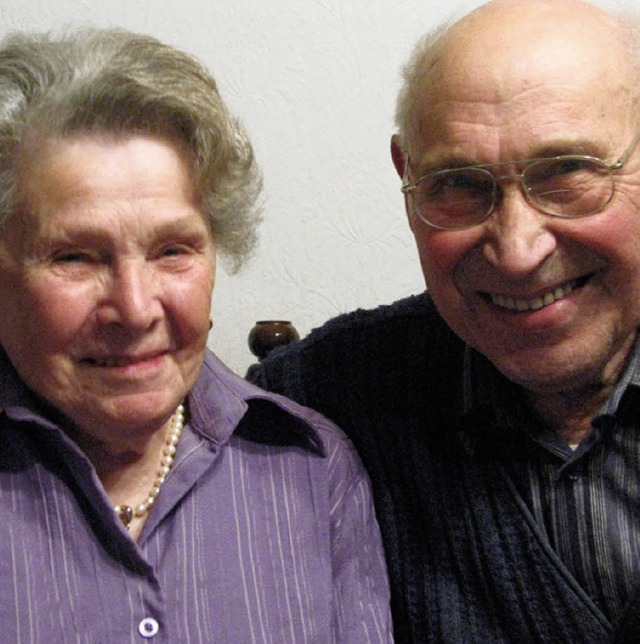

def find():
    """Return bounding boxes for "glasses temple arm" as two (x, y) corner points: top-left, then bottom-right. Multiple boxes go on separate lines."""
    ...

(615, 130), (640, 168)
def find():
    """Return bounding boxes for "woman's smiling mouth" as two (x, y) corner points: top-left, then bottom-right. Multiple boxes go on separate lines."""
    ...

(84, 352), (166, 368)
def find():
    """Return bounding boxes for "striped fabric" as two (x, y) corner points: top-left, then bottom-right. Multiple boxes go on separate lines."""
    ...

(249, 292), (640, 641)
(465, 344), (640, 623)
(0, 350), (392, 643)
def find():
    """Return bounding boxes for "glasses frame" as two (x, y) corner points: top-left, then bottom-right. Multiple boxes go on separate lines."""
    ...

(401, 131), (640, 231)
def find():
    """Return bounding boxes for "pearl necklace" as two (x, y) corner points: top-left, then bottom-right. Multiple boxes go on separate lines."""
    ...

(115, 403), (185, 530)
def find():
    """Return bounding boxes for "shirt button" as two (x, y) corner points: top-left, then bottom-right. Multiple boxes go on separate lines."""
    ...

(138, 617), (159, 638)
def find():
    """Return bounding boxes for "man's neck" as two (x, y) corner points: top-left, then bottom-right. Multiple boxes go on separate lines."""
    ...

(522, 334), (639, 444)
(526, 383), (614, 445)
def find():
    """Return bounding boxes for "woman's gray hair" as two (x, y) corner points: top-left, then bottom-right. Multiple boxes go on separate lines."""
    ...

(0, 27), (262, 272)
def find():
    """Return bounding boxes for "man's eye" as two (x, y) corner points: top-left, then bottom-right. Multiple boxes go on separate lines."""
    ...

(421, 170), (492, 199)
(556, 159), (586, 174)
(529, 158), (596, 183)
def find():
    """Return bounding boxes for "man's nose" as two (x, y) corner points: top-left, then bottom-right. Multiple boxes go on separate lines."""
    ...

(480, 184), (558, 276)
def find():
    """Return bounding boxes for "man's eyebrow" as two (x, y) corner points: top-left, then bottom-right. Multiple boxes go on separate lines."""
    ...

(414, 139), (609, 173)
(526, 139), (606, 159)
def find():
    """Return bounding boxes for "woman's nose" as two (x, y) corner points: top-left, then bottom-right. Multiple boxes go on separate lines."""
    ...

(96, 260), (161, 330)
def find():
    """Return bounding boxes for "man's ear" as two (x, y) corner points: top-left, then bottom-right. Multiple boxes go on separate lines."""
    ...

(391, 134), (416, 228)
(390, 134), (406, 178)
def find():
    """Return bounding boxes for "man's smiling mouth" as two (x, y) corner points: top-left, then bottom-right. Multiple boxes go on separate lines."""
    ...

(485, 277), (589, 312)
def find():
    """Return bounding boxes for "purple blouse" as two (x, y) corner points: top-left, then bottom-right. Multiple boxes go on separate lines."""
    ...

(0, 350), (392, 643)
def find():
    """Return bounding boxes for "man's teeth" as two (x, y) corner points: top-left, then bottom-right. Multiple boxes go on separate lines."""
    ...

(491, 281), (576, 312)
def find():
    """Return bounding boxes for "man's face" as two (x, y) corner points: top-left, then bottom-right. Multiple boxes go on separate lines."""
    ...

(400, 3), (640, 395)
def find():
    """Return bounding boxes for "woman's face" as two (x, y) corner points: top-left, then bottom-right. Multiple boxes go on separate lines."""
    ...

(0, 134), (216, 448)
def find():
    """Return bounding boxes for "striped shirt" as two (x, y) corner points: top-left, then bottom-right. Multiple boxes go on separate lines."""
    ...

(0, 349), (392, 643)
(462, 344), (640, 623)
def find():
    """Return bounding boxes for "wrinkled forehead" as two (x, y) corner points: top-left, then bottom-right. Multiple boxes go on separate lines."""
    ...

(407, 1), (638, 160)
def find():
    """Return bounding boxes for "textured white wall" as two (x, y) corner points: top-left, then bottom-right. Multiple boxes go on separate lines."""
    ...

(0, 0), (625, 374)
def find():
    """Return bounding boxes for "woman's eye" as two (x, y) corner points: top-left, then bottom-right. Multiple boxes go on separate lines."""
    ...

(54, 251), (91, 263)
(161, 245), (187, 257)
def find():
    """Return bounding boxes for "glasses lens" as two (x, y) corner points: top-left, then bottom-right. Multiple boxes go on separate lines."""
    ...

(413, 168), (494, 229)
(524, 157), (614, 217)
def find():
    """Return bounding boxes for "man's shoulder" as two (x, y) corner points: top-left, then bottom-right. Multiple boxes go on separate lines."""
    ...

(248, 292), (464, 407)
(287, 291), (449, 354)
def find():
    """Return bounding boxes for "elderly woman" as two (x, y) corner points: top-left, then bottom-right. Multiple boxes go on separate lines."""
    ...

(0, 28), (391, 642)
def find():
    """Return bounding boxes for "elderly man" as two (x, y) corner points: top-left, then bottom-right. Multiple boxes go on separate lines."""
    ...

(249, 0), (640, 641)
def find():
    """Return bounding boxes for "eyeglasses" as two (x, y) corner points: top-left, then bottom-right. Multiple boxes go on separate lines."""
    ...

(401, 132), (640, 231)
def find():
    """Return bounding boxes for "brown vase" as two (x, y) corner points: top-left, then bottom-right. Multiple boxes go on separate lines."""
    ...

(248, 320), (300, 360)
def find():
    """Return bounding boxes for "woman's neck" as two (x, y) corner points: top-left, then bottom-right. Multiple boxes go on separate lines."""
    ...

(74, 412), (179, 541)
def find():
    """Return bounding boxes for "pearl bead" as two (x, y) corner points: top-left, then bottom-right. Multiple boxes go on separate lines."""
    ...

(115, 403), (185, 530)
(161, 455), (174, 468)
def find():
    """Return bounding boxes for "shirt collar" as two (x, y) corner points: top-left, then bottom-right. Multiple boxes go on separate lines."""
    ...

(178, 350), (326, 455)
(0, 348), (325, 456)
(598, 332), (640, 416)
(0, 349), (61, 428)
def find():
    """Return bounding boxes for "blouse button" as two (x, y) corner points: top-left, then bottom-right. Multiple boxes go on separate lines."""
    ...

(138, 617), (159, 638)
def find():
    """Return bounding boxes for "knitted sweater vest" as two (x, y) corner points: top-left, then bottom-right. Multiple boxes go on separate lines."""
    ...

(248, 293), (640, 643)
